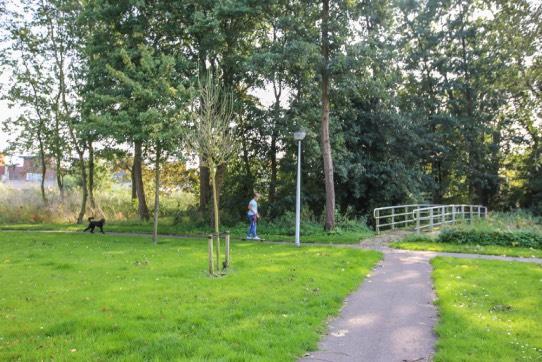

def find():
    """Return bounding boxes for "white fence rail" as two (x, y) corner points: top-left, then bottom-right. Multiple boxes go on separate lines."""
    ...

(374, 204), (488, 233)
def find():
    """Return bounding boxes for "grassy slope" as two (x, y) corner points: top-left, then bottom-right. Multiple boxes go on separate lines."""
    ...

(391, 241), (542, 258)
(0, 232), (381, 361)
(0, 220), (373, 244)
(432, 257), (542, 361)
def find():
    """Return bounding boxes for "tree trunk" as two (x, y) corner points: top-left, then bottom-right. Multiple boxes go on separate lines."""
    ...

(241, 135), (253, 197)
(37, 133), (47, 204)
(269, 59), (282, 205)
(134, 141), (150, 221)
(320, 0), (335, 231)
(55, 156), (64, 201)
(88, 140), (96, 209)
(269, 133), (277, 204)
(76, 152), (88, 224)
(210, 164), (226, 229)
(199, 162), (210, 211)
(210, 165), (221, 271)
(198, 52), (211, 212)
(131, 166), (137, 200)
(152, 144), (161, 245)
(27, 68), (48, 204)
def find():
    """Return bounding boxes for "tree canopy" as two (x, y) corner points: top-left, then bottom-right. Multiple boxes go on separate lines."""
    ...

(1, 0), (541, 228)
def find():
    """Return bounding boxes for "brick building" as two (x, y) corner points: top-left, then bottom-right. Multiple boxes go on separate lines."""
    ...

(0, 155), (56, 183)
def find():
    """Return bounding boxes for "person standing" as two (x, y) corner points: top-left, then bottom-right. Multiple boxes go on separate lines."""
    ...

(246, 192), (261, 240)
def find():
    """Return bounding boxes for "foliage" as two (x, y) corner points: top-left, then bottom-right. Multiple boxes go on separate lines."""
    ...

(392, 241), (542, 259)
(142, 161), (198, 195)
(0, 231), (381, 360)
(437, 229), (542, 249)
(393, 211), (542, 256)
(1, 0), (542, 228)
(432, 257), (542, 361)
(400, 233), (435, 244)
(0, 184), (194, 224)
(431, 211), (542, 249)
(461, 211), (542, 234)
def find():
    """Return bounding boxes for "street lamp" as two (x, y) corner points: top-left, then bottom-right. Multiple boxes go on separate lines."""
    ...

(293, 130), (306, 247)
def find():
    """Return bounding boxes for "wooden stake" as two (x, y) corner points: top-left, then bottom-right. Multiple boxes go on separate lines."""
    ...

(225, 231), (230, 269)
(208, 234), (214, 275)
(214, 233), (220, 271)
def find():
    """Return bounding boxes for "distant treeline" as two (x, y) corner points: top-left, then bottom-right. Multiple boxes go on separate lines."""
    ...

(1, 0), (541, 228)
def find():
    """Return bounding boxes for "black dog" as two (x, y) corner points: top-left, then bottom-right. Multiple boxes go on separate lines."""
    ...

(83, 217), (106, 234)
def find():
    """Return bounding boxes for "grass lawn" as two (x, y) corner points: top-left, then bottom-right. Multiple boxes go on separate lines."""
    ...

(391, 241), (542, 259)
(0, 231), (380, 361)
(432, 257), (542, 361)
(0, 220), (373, 244)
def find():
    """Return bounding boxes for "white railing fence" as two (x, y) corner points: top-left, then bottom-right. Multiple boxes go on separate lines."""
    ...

(373, 204), (435, 233)
(374, 204), (488, 234)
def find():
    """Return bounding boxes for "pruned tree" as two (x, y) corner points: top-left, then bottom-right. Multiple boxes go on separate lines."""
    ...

(187, 74), (238, 273)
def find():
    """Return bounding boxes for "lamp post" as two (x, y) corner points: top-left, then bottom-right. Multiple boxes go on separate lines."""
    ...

(293, 130), (306, 247)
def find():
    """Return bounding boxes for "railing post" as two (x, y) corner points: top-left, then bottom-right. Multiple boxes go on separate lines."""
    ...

(441, 205), (445, 225)
(469, 205), (473, 223)
(391, 208), (395, 230)
(452, 205), (456, 223)
(461, 205), (465, 220)
(485, 207), (488, 218)
(208, 234), (214, 275)
(376, 209), (380, 234)
(429, 207), (434, 231)
(416, 209), (420, 233)
(478, 206), (481, 218)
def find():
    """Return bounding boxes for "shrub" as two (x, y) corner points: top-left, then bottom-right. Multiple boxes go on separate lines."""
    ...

(401, 233), (435, 243)
(438, 229), (542, 249)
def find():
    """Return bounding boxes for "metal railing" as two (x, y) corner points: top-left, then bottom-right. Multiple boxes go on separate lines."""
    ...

(413, 204), (487, 233)
(374, 204), (436, 233)
(374, 203), (488, 234)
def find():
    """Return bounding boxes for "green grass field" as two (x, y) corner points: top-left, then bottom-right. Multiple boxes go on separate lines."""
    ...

(0, 220), (373, 244)
(432, 257), (542, 361)
(0, 231), (380, 361)
(391, 241), (542, 258)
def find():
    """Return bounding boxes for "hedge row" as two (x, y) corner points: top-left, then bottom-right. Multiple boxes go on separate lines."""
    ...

(438, 229), (542, 249)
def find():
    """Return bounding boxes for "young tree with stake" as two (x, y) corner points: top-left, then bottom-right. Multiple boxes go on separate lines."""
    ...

(187, 75), (238, 274)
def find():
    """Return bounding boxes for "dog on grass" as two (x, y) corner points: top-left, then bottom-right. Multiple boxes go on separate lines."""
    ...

(83, 217), (106, 234)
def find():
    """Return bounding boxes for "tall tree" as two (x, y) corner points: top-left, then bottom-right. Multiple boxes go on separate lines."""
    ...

(320, 0), (335, 230)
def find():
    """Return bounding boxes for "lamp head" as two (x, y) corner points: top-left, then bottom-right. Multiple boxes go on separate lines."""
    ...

(293, 130), (306, 141)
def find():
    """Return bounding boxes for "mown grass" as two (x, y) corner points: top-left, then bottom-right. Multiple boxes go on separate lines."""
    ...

(392, 241), (542, 258)
(432, 257), (542, 361)
(0, 231), (381, 361)
(0, 219), (373, 244)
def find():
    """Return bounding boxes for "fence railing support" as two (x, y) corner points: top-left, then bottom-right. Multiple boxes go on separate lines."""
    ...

(416, 209), (421, 234)
(374, 204), (488, 233)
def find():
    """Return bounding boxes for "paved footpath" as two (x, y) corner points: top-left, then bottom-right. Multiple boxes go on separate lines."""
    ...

(301, 247), (436, 362)
(301, 232), (542, 362)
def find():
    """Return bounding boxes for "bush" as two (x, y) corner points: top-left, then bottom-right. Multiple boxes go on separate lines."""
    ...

(457, 210), (542, 234)
(401, 233), (435, 243)
(438, 229), (542, 249)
